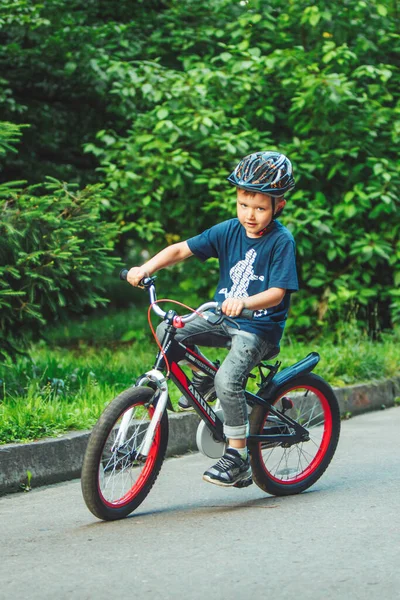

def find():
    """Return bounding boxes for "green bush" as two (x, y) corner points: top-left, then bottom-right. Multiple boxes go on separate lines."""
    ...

(84, 0), (399, 335)
(0, 163), (119, 359)
(0, 1), (398, 335)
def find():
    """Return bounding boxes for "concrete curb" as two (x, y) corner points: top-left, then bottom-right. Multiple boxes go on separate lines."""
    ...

(1, 376), (399, 496)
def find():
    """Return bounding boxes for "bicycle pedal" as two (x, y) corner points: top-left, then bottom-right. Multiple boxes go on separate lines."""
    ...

(233, 477), (253, 489)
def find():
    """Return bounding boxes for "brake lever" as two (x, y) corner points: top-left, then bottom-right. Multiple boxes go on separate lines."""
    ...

(205, 306), (240, 330)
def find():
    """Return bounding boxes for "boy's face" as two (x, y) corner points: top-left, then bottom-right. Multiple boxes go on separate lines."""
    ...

(236, 189), (286, 238)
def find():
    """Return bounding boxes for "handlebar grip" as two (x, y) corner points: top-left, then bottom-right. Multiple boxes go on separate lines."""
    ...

(216, 303), (254, 320)
(240, 308), (254, 320)
(120, 269), (154, 289)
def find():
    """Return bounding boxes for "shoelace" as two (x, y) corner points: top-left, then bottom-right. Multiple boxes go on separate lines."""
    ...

(214, 454), (240, 472)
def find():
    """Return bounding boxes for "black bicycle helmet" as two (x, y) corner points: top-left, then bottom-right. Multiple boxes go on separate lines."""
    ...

(227, 151), (295, 197)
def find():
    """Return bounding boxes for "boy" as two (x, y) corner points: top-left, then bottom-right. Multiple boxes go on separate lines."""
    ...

(127, 151), (298, 487)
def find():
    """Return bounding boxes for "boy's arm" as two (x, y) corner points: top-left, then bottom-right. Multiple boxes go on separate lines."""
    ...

(222, 288), (285, 317)
(127, 241), (193, 287)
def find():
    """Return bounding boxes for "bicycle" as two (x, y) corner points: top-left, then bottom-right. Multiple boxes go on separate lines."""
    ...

(81, 273), (341, 521)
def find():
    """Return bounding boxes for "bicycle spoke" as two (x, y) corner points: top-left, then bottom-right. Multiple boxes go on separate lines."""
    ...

(97, 404), (158, 505)
(257, 383), (333, 484)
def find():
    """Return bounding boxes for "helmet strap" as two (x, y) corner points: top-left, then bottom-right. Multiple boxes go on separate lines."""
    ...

(257, 197), (276, 236)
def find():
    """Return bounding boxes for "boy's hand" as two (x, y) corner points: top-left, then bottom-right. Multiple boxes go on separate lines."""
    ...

(222, 298), (245, 318)
(127, 266), (149, 287)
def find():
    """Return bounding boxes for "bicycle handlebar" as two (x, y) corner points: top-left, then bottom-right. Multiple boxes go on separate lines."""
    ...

(119, 269), (254, 321)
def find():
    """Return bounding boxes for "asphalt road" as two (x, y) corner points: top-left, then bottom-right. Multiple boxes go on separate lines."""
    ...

(1, 408), (399, 600)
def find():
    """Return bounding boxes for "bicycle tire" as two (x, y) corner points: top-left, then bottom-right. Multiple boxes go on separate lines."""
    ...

(81, 386), (168, 520)
(248, 373), (340, 496)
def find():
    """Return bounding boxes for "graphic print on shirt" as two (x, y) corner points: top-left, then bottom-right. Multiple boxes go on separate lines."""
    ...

(218, 249), (265, 300)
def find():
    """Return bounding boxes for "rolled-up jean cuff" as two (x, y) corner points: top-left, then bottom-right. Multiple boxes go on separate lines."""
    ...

(224, 422), (249, 440)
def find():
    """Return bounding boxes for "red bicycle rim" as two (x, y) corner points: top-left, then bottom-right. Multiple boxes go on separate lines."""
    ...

(259, 384), (333, 484)
(99, 405), (161, 507)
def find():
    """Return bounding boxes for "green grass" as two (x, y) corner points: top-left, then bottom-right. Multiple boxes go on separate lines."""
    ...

(44, 306), (151, 346)
(0, 343), (155, 444)
(1, 308), (399, 445)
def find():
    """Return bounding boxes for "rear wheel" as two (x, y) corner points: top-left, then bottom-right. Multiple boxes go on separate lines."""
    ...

(249, 374), (340, 496)
(81, 387), (168, 520)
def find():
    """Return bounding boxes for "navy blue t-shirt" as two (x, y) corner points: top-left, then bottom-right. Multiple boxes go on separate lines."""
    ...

(187, 218), (298, 346)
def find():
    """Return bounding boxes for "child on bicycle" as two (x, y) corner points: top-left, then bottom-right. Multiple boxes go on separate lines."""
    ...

(127, 151), (298, 488)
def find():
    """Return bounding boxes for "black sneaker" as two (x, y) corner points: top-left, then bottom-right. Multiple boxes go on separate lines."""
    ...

(178, 371), (214, 411)
(203, 448), (252, 487)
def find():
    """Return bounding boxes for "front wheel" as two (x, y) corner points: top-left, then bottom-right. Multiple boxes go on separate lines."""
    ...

(248, 373), (340, 496)
(81, 386), (169, 521)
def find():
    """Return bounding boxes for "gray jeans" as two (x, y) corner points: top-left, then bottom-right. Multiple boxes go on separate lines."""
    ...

(157, 313), (276, 439)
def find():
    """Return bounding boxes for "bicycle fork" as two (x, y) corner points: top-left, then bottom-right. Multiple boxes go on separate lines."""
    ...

(111, 370), (169, 457)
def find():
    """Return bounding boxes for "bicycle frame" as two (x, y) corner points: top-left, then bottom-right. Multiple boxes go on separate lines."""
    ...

(134, 320), (310, 457)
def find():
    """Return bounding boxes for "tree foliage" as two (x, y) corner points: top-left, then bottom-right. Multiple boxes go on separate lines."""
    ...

(0, 123), (119, 359)
(0, 0), (399, 336)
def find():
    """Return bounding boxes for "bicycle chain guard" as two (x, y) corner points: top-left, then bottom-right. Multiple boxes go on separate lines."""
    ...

(196, 408), (226, 459)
